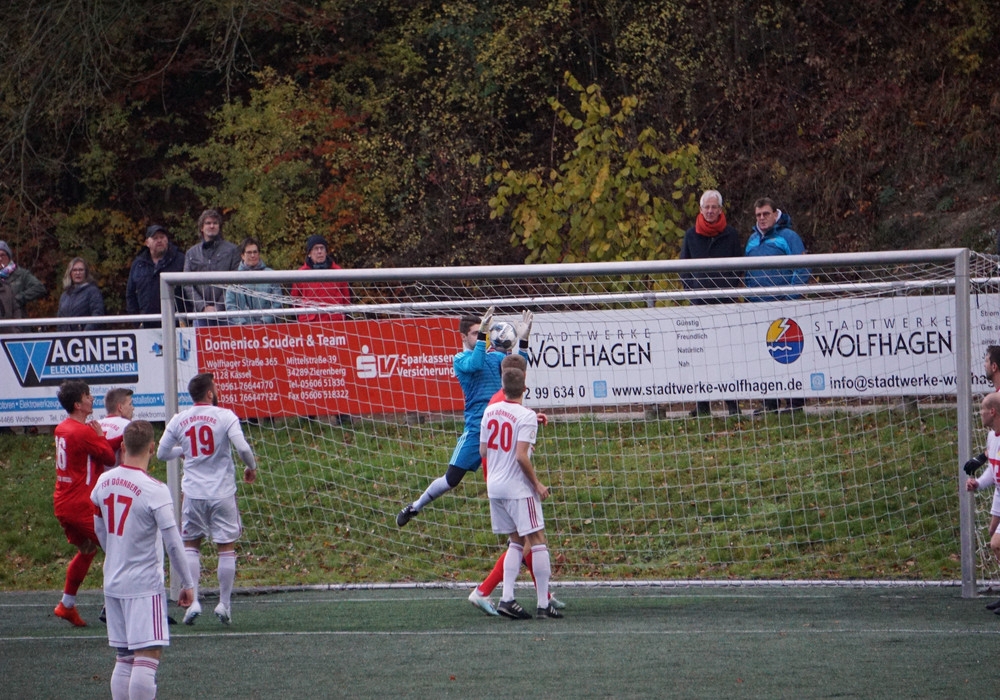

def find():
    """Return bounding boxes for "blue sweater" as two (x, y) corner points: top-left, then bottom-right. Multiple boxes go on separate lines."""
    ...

(744, 211), (809, 301)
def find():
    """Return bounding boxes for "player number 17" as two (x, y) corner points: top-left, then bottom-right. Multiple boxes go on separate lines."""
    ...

(102, 493), (134, 536)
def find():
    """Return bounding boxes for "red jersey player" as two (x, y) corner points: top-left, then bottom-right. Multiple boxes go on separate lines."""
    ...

(52, 379), (119, 626)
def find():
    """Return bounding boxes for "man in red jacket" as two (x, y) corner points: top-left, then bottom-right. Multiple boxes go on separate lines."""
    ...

(290, 234), (351, 322)
(52, 379), (119, 626)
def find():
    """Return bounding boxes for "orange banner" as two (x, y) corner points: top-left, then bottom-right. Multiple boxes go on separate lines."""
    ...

(197, 318), (464, 418)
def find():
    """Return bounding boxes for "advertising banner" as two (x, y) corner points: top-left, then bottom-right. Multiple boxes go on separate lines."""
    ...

(1, 294), (997, 424)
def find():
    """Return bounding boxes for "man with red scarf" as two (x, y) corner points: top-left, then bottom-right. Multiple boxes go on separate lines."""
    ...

(679, 190), (742, 417)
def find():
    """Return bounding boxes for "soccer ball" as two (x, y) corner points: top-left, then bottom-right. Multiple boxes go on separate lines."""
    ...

(488, 321), (517, 353)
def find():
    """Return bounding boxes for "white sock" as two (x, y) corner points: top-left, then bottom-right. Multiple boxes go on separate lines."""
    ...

(185, 548), (201, 602)
(129, 656), (159, 700)
(111, 653), (133, 700)
(60, 593), (76, 608)
(501, 542), (524, 602)
(413, 475), (452, 511)
(218, 551), (236, 607)
(531, 545), (551, 609)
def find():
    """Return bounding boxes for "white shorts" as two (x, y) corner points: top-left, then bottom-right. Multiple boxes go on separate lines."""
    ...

(182, 495), (242, 544)
(105, 591), (170, 651)
(490, 496), (544, 536)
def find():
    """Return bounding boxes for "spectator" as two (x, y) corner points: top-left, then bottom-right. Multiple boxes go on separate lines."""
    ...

(0, 240), (46, 324)
(224, 238), (284, 324)
(56, 257), (105, 331)
(126, 224), (186, 326)
(290, 234), (350, 322)
(183, 209), (241, 326)
(744, 197), (809, 301)
(680, 189), (742, 417)
(745, 197), (810, 414)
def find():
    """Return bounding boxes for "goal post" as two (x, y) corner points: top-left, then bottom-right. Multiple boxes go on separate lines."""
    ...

(159, 249), (995, 595)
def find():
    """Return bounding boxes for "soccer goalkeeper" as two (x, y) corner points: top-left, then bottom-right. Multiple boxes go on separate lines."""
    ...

(395, 307), (531, 526)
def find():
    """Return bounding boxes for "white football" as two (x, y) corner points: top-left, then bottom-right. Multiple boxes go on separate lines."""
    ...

(488, 321), (517, 352)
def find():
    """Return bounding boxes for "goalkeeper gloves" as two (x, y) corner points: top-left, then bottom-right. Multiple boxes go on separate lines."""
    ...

(964, 452), (988, 475)
(515, 310), (534, 349)
(477, 306), (495, 341)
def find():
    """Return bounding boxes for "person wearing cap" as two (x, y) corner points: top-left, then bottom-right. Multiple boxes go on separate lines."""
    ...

(0, 240), (46, 323)
(183, 209), (241, 326)
(290, 234), (351, 322)
(126, 224), (186, 327)
(57, 257), (105, 331)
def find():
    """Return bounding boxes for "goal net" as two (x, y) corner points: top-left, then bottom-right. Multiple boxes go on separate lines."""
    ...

(160, 250), (994, 591)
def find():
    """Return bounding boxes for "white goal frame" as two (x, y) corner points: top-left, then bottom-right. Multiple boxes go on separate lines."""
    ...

(160, 248), (981, 596)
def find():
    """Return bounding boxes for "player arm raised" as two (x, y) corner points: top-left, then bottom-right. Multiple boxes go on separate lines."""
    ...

(86, 421), (118, 467)
(515, 440), (548, 500)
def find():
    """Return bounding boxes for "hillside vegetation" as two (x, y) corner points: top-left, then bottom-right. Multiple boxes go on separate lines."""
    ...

(1, 0), (997, 315)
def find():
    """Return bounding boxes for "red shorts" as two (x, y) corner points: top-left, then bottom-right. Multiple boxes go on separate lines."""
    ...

(57, 513), (98, 548)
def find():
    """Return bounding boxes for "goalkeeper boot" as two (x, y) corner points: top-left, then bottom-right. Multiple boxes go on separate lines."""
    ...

(536, 603), (564, 619)
(183, 600), (202, 625)
(468, 589), (499, 616)
(214, 603), (232, 625)
(548, 594), (567, 610)
(54, 602), (87, 627)
(396, 504), (418, 527)
(497, 599), (533, 620)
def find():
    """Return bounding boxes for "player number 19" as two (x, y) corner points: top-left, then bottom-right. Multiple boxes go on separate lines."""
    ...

(184, 424), (216, 456)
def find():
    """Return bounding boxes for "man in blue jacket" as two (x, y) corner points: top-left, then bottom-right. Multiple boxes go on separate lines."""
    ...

(744, 198), (809, 301)
(125, 225), (186, 327)
(745, 198), (809, 414)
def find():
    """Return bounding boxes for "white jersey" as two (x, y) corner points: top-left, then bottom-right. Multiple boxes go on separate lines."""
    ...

(99, 415), (131, 466)
(91, 466), (176, 598)
(158, 403), (247, 500)
(480, 400), (538, 499)
(977, 430), (1000, 517)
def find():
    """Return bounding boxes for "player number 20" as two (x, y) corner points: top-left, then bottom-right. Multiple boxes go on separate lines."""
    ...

(184, 425), (216, 456)
(485, 418), (513, 452)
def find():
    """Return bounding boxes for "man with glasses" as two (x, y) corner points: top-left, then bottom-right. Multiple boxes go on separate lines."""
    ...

(745, 198), (810, 414)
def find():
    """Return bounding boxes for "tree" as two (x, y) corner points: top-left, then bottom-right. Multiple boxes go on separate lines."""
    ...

(487, 73), (710, 264)
(164, 68), (363, 271)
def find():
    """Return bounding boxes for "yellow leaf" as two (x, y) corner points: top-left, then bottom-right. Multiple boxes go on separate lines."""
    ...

(590, 161), (610, 204)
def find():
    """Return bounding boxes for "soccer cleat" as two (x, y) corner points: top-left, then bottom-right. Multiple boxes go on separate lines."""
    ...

(396, 504), (418, 527)
(183, 600), (202, 625)
(536, 603), (564, 619)
(986, 598), (1000, 611)
(54, 602), (87, 627)
(468, 589), (499, 616)
(548, 594), (566, 610)
(214, 603), (232, 625)
(497, 599), (532, 620)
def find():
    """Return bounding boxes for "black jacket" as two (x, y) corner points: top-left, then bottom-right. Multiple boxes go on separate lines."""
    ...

(679, 224), (742, 304)
(126, 243), (186, 315)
